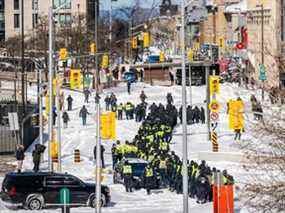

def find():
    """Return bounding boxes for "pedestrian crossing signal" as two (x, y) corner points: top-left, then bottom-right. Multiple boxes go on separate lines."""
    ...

(101, 54), (109, 69)
(143, 32), (150, 48)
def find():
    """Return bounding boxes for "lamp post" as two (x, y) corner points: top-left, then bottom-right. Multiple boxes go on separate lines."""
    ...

(180, 0), (188, 212)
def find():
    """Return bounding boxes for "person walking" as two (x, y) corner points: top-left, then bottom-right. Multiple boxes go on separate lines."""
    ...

(200, 107), (205, 124)
(144, 164), (154, 195)
(127, 81), (131, 95)
(140, 91), (147, 103)
(62, 111), (70, 128)
(83, 89), (91, 103)
(32, 144), (45, 172)
(15, 144), (25, 173)
(79, 105), (90, 126)
(67, 95), (73, 111)
(117, 103), (124, 120)
(123, 161), (133, 192)
(93, 144), (105, 168)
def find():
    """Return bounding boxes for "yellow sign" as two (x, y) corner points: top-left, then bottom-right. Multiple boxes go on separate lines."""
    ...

(59, 48), (67, 61)
(45, 95), (50, 113)
(101, 112), (116, 140)
(90, 42), (96, 55)
(70, 69), (82, 89)
(159, 52), (165, 62)
(101, 54), (109, 69)
(143, 32), (150, 48)
(50, 130), (58, 158)
(209, 76), (220, 95)
(187, 49), (194, 62)
(218, 37), (225, 49)
(228, 99), (244, 130)
(209, 100), (221, 112)
(132, 37), (138, 49)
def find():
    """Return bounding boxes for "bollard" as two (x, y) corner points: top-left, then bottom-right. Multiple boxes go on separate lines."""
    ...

(74, 149), (80, 163)
(211, 131), (219, 152)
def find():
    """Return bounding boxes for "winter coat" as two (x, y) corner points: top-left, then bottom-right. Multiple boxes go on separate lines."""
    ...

(32, 148), (41, 162)
(62, 112), (70, 123)
(16, 148), (25, 160)
(67, 96), (73, 104)
(79, 107), (89, 118)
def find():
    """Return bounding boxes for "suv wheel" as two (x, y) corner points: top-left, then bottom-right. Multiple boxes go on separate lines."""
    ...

(27, 197), (43, 210)
(90, 193), (106, 208)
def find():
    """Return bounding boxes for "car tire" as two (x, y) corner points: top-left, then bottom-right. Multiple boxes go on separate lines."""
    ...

(26, 197), (43, 210)
(89, 193), (106, 208)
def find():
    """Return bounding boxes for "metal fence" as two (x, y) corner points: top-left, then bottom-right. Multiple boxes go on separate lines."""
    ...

(0, 99), (39, 154)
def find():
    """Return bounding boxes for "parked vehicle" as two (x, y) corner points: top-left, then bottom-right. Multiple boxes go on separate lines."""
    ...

(0, 172), (110, 210)
(113, 158), (160, 189)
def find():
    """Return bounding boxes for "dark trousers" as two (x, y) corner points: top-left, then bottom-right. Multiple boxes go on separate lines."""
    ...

(82, 117), (87, 126)
(68, 104), (72, 111)
(33, 160), (40, 172)
(118, 111), (122, 120)
(124, 176), (133, 192)
(234, 130), (241, 140)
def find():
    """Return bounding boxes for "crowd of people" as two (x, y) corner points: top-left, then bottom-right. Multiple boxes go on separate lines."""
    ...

(179, 105), (206, 125)
(111, 93), (234, 203)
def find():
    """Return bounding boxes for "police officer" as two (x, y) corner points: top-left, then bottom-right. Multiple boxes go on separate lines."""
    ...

(144, 164), (154, 195)
(117, 103), (124, 120)
(123, 161), (133, 192)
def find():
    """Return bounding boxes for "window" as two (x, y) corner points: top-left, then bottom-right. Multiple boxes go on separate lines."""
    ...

(280, 73), (285, 88)
(14, 0), (19, 10)
(32, 0), (38, 10)
(14, 14), (19, 28)
(0, 0), (4, 11)
(63, 177), (81, 187)
(45, 176), (65, 187)
(32, 14), (38, 28)
(282, 0), (285, 41)
(54, 0), (71, 9)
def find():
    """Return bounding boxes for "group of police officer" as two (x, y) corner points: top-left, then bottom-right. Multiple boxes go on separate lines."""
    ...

(111, 92), (234, 202)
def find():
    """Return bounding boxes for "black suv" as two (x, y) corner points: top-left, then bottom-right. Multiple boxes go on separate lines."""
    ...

(0, 172), (110, 210)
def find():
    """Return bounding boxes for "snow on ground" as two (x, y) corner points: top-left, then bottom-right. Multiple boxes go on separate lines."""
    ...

(0, 81), (259, 212)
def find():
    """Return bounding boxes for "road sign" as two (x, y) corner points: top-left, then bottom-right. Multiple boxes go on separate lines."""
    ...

(259, 64), (267, 81)
(209, 101), (221, 112)
(210, 112), (219, 121)
(211, 131), (219, 152)
(8, 113), (19, 131)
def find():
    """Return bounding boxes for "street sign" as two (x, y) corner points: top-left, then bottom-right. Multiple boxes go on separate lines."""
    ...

(210, 112), (219, 121)
(209, 101), (221, 112)
(259, 64), (267, 81)
(8, 113), (19, 131)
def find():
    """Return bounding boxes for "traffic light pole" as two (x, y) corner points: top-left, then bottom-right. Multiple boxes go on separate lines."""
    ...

(48, 6), (54, 172)
(181, 0), (189, 212)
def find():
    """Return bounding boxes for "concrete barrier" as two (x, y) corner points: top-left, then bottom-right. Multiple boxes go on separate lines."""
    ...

(197, 151), (245, 163)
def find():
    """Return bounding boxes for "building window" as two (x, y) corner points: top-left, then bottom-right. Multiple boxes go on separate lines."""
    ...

(14, 0), (19, 10)
(0, 0), (4, 11)
(54, 0), (71, 9)
(58, 13), (71, 26)
(14, 14), (19, 28)
(32, 14), (38, 28)
(281, 0), (285, 41)
(32, 0), (38, 10)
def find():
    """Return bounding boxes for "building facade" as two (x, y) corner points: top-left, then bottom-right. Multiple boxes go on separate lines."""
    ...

(4, 0), (91, 40)
(246, 0), (285, 89)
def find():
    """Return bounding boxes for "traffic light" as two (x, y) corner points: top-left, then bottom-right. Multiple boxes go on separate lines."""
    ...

(187, 49), (194, 62)
(90, 43), (96, 55)
(59, 48), (67, 61)
(132, 37), (138, 49)
(209, 76), (220, 95)
(159, 52), (165, 63)
(143, 32), (150, 48)
(219, 37), (225, 49)
(31, 114), (39, 126)
(101, 54), (109, 69)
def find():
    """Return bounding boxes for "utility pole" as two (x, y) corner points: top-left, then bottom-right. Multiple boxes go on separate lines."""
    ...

(261, 3), (265, 101)
(48, 6), (54, 172)
(206, 66), (211, 141)
(56, 67), (62, 172)
(181, 0), (188, 212)
(21, 0), (25, 114)
(94, 1), (101, 213)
